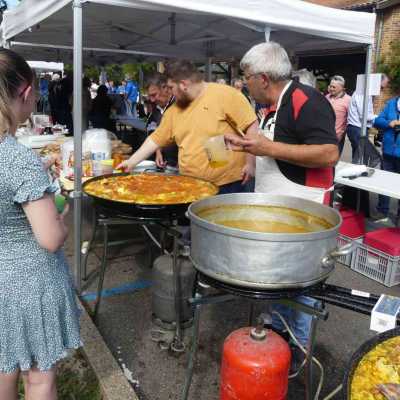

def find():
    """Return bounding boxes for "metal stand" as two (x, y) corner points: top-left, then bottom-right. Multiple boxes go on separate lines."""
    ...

(171, 224), (185, 352)
(82, 205), (188, 353)
(81, 206), (169, 320)
(181, 277), (328, 400)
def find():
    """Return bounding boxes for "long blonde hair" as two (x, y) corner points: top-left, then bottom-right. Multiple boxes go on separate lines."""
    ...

(0, 49), (33, 137)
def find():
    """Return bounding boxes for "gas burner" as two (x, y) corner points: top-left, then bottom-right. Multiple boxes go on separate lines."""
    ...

(197, 273), (324, 300)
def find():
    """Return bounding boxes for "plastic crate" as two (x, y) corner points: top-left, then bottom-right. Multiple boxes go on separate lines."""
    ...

(352, 243), (400, 287)
(337, 234), (362, 267)
(339, 208), (365, 239)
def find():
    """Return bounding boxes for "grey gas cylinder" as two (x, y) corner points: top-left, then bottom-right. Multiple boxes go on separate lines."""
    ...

(152, 246), (196, 326)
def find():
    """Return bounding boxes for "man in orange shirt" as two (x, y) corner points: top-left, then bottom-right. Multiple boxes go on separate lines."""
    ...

(326, 75), (351, 154)
(119, 60), (258, 193)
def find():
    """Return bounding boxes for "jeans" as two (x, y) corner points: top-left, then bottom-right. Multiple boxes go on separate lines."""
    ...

(271, 296), (318, 347)
(377, 154), (400, 216)
(218, 179), (254, 194)
(347, 124), (361, 163)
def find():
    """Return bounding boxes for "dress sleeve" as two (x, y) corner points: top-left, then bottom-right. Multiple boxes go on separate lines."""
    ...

(12, 149), (58, 204)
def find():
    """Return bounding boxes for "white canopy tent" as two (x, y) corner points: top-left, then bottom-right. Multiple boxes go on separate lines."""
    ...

(1, 0), (375, 62)
(1, 0), (376, 292)
(27, 61), (64, 73)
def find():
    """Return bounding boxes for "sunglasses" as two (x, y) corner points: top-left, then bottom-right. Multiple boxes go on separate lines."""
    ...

(18, 84), (37, 98)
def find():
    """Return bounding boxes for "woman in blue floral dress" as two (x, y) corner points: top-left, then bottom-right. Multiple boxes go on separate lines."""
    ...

(0, 49), (81, 399)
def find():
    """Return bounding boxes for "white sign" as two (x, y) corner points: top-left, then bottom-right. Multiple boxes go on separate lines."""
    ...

(356, 73), (383, 96)
(370, 294), (400, 333)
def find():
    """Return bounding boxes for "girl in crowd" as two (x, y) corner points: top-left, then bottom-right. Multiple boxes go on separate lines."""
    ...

(0, 49), (81, 399)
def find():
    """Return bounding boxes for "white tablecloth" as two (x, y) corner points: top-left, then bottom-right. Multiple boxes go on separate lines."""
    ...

(335, 161), (400, 200)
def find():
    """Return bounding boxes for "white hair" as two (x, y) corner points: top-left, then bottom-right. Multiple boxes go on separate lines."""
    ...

(293, 69), (317, 88)
(330, 75), (345, 87)
(240, 42), (292, 82)
(216, 78), (226, 84)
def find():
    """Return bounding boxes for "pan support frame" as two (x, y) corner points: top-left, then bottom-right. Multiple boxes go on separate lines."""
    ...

(181, 274), (329, 400)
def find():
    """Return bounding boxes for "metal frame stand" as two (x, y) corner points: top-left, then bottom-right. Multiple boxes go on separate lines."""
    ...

(181, 279), (328, 400)
(81, 205), (187, 354)
(170, 225), (185, 352)
(81, 207), (165, 319)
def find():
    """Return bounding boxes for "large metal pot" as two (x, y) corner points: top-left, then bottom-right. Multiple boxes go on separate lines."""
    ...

(188, 193), (346, 290)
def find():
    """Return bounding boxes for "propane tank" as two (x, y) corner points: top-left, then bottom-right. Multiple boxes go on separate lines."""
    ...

(152, 245), (196, 327)
(220, 321), (291, 400)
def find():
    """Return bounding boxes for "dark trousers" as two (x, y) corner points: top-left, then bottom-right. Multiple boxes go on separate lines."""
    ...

(347, 124), (361, 163)
(338, 135), (346, 155)
(218, 179), (255, 194)
(377, 154), (400, 216)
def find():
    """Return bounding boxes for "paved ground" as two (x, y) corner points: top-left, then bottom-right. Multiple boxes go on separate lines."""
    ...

(63, 137), (400, 400)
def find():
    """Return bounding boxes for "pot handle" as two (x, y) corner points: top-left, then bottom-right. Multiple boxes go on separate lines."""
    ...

(321, 242), (354, 268)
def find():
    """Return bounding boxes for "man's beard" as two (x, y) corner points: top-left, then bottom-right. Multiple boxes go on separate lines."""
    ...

(175, 91), (192, 109)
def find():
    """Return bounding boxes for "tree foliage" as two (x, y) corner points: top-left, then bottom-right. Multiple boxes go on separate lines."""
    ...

(82, 62), (156, 84)
(377, 39), (400, 94)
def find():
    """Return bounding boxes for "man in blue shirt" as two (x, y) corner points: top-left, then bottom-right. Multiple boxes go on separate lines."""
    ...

(124, 74), (139, 117)
(374, 96), (400, 217)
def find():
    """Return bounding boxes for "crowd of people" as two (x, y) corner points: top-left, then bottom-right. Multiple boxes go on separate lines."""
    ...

(36, 72), (140, 136)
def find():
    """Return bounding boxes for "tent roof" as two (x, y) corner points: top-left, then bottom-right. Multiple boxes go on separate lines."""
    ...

(1, 0), (376, 63)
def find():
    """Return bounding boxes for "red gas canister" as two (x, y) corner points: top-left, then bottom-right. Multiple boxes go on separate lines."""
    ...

(220, 326), (291, 400)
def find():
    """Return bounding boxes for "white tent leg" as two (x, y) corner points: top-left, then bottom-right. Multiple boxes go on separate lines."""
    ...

(73, 0), (83, 292)
(359, 44), (372, 164)
(264, 27), (271, 42)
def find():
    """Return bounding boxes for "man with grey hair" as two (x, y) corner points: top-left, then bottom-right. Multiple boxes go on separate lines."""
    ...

(145, 72), (177, 168)
(326, 75), (351, 154)
(225, 42), (338, 372)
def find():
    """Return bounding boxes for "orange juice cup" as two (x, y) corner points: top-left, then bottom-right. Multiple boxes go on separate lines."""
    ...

(204, 135), (230, 168)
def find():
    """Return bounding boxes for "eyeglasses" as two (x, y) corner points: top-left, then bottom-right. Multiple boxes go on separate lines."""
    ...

(18, 84), (31, 98)
(19, 84), (39, 100)
(244, 73), (259, 82)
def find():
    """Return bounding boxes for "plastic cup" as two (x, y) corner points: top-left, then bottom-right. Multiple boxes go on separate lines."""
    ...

(204, 135), (230, 168)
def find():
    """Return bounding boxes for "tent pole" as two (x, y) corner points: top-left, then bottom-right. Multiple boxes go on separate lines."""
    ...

(205, 57), (212, 82)
(359, 44), (372, 164)
(264, 27), (271, 42)
(72, 0), (83, 293)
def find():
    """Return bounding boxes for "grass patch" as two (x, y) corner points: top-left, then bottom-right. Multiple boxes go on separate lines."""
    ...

(18, 350), (102, 400)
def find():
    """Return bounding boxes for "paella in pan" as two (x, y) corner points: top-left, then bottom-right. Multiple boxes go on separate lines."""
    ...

(83, 173), (218, 205)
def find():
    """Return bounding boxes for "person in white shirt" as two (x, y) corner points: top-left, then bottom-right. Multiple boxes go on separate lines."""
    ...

(347, 74), (390, 162)
(347, 93), (376, 162)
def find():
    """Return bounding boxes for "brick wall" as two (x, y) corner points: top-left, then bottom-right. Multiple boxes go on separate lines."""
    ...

(374, 5), (400, 113)
(304, 0), (372, 8)
(305, 0), (399, 113)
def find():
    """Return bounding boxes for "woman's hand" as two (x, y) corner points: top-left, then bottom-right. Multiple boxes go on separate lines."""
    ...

(389, 120), (400, 128)
(116, 159), (135, 172)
